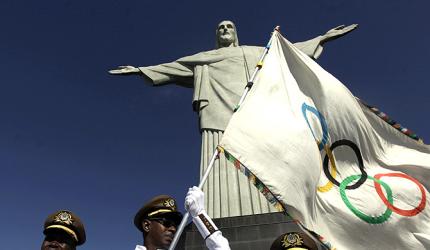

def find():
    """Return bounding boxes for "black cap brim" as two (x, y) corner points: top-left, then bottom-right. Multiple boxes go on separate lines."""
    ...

(134, 210), (183, 232)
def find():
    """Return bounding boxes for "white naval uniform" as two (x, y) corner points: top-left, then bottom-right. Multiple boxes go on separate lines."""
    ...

(192, 211), (231, 250)
(203, 230), (230, 250)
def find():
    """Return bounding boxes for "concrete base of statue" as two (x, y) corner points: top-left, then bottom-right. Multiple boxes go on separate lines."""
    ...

(177, 212), (325, 250)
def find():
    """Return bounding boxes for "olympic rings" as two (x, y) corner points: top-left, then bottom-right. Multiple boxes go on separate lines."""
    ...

(323, 139), (367, 190)
(301, 103), (367, 192)
(340, 175), (393, 224)
(374, 172), (426, 216)
(302, 103), (329, 150)
(300, 102), (427, 222)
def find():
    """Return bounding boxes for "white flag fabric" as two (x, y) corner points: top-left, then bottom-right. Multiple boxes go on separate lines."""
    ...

(219, 31), (430, 249)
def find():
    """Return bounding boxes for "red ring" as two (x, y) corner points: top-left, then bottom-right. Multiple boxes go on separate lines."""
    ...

(373, 172), (426, 216)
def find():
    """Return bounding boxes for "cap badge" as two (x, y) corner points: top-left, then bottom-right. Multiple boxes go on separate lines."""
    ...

(282, 233), (304, 248)
(163, 198), (175, 208)
(54, 211), (74, 225)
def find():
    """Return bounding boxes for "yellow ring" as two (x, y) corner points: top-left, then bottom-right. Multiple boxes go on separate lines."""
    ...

(317, 145), (337, 192)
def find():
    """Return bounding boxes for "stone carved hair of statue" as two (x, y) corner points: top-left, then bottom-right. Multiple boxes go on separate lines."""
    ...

(215, 20), (239, 49)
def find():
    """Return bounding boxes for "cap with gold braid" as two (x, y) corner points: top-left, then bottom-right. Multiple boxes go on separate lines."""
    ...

(270, 231), (318, 250)
(43, 210), (86, 245)
(134, 195), (183, 232)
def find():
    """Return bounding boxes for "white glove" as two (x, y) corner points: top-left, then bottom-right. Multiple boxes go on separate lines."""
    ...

(185, 186), (205, 217)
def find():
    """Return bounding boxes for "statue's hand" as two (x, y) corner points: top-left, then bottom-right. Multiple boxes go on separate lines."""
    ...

(322, 24), (358, 43)
(108, 65), (140, 75)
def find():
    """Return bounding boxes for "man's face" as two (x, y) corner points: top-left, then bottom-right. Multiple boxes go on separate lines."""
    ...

(41, 229), (76, 250)
(144, 217), (178, 249)
(217, 21), (237, 47)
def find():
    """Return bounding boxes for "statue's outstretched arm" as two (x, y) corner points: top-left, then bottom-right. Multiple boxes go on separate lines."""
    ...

(109, 62), (194, 88)
(294, 24), (358, 60)
(109, 65), (140, 75)
(320, 24), (358, 44)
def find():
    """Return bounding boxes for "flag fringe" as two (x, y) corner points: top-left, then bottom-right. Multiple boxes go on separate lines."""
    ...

(359, 99), (423, 143)
(217, 146), (285, 212)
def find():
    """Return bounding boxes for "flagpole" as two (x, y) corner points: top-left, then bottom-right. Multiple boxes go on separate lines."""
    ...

(168, 26), (279, 250)
(168, 150), (219, 250)
(235, 26), (280, 111)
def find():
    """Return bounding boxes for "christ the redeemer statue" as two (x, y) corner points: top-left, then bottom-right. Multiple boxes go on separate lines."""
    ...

(110, 20), (357, 218)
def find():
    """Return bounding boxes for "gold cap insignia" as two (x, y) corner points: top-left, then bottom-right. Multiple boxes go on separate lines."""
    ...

(54, 211), (74, 225)
(163, 198), (175, 209)
(282, 233), (304, 248)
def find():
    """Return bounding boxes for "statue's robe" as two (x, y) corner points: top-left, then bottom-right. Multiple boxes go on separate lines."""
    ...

(139, 41), (324, 218)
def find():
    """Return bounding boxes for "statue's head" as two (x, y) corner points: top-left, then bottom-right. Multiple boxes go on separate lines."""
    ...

(215, 20), (239, 48)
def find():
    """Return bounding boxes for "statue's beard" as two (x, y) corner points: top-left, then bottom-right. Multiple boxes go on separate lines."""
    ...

(218, 36), (235, 47)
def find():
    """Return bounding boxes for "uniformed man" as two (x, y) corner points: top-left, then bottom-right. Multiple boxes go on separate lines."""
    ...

(270, 231), (318, 250)
(134, 195), (183, 250)
(185, 186), (230, 250)
(41, 210), (86, 250)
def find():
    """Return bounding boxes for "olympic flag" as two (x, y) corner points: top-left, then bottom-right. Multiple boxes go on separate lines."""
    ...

(218, 31), (430, 249)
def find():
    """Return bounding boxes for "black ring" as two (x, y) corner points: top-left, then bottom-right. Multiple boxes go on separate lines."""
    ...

(323, 139), (367, 190)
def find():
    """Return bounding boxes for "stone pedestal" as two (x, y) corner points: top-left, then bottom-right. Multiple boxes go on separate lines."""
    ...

(177, 212), (325, 250)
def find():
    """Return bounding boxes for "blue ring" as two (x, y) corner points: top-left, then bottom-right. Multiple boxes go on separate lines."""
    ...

(302, 103), (329, 150)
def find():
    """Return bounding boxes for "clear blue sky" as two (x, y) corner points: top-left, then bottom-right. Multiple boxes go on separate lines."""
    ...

(1, 0), (429, 249)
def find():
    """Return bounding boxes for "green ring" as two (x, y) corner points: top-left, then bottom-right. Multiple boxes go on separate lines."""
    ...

(340, 175), (393, 224)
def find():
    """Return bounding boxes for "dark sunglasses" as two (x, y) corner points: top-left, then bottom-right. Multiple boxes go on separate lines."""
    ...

(149, 217), (179, 228)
